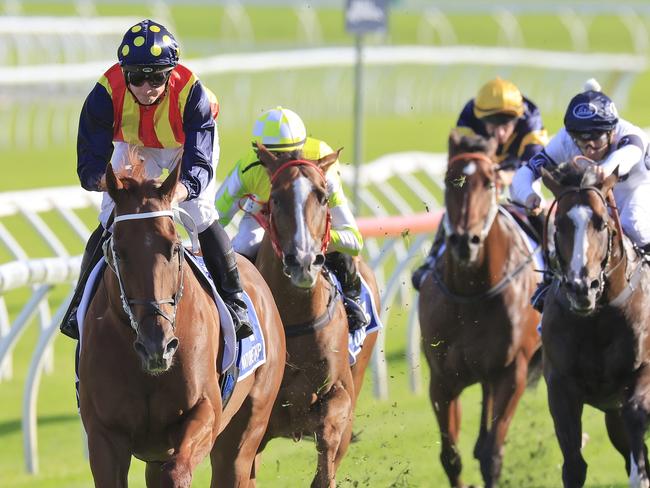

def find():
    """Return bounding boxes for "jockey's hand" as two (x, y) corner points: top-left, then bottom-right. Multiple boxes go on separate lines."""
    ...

(525, 193), (542, 216)
(172, 183), (189, 204)
(593, 165), (606, 182)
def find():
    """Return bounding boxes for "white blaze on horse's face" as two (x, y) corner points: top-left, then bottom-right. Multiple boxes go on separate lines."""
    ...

(567, 205), (592, 280)
(282, 174), (323, 288)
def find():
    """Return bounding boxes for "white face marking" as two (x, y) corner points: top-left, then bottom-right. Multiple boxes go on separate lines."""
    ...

(567, 205), (593, 278)
(463, 162), (477, 175)
(292, 176), (315, 252)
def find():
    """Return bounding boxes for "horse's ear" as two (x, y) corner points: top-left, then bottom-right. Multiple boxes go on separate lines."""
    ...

(105, 163), (123, 200)
(159, 160), (182, 200)
(602, 166), (619, 195)
(541, 167), (563, 197)
(256, 142), (277, 168)
(317, 148), (342, 174)
(448, 129), (462, 156)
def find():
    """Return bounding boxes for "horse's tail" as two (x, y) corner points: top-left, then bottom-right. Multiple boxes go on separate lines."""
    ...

(526, 347), (543, 389)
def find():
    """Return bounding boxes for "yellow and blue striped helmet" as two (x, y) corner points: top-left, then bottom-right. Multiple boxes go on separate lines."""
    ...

(251, 107), (307, 152)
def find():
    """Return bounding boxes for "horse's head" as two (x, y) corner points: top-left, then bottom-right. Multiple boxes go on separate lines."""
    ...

(541, 160), (619, 315)
(105, 153), (184, 374)
(257, 143), (339, 289)
(443, 130), (499, 265)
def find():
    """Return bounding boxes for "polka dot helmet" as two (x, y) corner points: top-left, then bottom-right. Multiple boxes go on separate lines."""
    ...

(118, 19), (179, 72)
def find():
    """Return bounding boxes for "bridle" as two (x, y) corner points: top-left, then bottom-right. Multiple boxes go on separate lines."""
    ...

(252, 159), (332, 260)
(442, 152), (499, 245)
(106, 210), (185, 334)
(545, 186), (622, 300)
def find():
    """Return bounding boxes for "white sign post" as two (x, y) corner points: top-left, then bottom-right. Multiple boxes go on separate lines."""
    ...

(345, 0), (388, 212)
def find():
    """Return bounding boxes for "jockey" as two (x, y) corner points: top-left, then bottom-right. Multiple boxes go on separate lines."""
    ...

(412, 77), (549, 290)
(61, 19), (253, 340)
(215, 107), (369, 332)
(511, 82), (650, 312)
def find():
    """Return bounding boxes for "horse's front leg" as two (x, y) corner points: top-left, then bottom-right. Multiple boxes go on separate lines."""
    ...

(477, 353), (528, 488)
(85, 420), (132, 487)
(312, 382), (353, 488)
(430, 378), (465, 488)
(545, 368), (586, 488)
(473, 383), (491, 462)
(162, 397), (219, 488)
(623, 395), (650, 488)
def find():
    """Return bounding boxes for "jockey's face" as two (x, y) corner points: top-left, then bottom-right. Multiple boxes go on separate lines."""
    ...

(484, 119), (517, 145)
(128, 80), (166, 105)
(571, 131), (612, 162)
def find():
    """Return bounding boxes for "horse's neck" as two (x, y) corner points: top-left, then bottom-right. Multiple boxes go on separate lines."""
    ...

(443, 215), (512, 292)
(256, 241), (331, 322)
(604, 234), (636, 302)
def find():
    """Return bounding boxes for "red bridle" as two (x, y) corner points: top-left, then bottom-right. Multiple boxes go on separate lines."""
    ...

(250, 159), (332, 259)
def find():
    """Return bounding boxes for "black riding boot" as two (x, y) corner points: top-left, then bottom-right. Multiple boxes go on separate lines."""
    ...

(411, 222), (446, 291)
(528, 212), (546, 243)
(531, 273), (553, 313)
(325, 252), (369, 332)
(60, 224), (108, 339)
(198, 221), (253, 340)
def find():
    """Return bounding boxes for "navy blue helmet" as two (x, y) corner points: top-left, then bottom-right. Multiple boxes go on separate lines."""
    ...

(564, 90), (618, 133)
(117, 19), (179, 71)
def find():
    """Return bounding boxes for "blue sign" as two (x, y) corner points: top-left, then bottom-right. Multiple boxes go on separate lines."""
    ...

(345, 0), (388, 35)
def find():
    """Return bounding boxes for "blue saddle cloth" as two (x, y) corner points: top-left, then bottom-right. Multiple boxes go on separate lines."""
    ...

(185, 253), (267, 383)
(326, 270), (383, 365)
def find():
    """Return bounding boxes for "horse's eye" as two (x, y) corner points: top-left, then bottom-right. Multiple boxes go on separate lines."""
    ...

(316, 191), (328, 206)
(593, 216), (605, 231)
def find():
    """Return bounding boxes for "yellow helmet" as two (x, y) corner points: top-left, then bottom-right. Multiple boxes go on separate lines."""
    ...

(473, 78), (524, 119)
(251, 106), (307, 152)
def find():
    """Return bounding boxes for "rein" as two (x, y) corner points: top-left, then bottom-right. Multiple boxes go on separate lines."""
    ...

(107, 210), (185, 334)
(251, 159), (332, 259)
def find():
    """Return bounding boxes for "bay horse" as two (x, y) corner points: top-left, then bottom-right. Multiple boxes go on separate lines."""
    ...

(252, 144), (380, 487)
(540, 161), (650, 488)
(418, 131), (541, 488)
(78, 156), (285, 487)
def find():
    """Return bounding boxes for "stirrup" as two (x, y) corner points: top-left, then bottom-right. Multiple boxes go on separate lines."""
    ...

(225, 300), (253, 340)
(343, 296), (369, 332)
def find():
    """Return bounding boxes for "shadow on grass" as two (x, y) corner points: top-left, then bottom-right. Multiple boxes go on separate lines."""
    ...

(0, 413), (79, 437)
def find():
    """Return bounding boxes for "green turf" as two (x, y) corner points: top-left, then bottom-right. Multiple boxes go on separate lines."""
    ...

(3, 3), (650, 487)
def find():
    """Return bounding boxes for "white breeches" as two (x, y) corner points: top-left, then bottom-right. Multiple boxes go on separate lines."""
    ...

(232, 213), (265, 257)
(615, 183), (650, 247)
(99, 141), (219, 233)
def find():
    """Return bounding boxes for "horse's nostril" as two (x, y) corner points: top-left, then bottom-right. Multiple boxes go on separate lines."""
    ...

(449, 234), (459, 245)
(284, 254), (298, 267)
(590, 279), (600, 290)
(313, 253), (325, 267)
(470, 235), (481, 245)
(165, 338), (179, 356)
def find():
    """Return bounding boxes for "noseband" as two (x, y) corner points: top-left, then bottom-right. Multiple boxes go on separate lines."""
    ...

(253, 159), (332, 259)
(107, 210), (185, 334)
(442, 152), (499, 243)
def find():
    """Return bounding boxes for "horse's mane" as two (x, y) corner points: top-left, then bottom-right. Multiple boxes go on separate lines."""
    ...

(547, 161), (600, 188)
(114, 146), (161, 194)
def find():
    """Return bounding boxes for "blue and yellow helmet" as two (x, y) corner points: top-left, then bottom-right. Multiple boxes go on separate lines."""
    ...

(118, 19), (179, 71)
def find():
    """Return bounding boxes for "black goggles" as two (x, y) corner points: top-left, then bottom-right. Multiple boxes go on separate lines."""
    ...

(570, 130), (609, 142)
(125, 69), (171, 88)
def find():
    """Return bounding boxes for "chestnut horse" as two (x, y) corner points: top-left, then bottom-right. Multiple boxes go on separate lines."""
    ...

(418, 132), (541, 488)
(78, 158), (285, 487)
(540, 161), (650, 488)
(252, 145), (380, 487)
